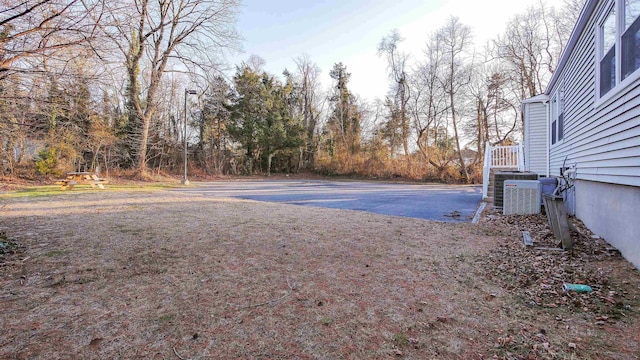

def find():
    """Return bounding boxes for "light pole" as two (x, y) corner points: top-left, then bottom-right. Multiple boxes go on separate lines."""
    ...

(182, 89), (197, 185)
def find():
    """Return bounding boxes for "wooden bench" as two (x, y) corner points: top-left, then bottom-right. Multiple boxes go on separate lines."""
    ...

(55, 172), (109, 190)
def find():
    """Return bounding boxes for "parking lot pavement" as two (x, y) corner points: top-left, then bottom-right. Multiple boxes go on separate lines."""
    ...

(177, 180), (482, 222)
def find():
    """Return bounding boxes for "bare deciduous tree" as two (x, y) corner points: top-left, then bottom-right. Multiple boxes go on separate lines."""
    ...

(294, 54), (324, 169)
(0, 0), (98, 79)
(378, 29), (411, 160)
(412, 34), (449, 175)
(98, 0), (240, 175)
(492, 1), (582, 99)
(492, 0), (585, 140)
(436, 17), (473, 183)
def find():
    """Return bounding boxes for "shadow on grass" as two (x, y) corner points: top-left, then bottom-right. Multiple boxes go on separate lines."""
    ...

(1, 184), (180, 199)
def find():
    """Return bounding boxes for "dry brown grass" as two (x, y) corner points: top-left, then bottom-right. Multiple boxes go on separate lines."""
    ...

(1, 188), (639, 359)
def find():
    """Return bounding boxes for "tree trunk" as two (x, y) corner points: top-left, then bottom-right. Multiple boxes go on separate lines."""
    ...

(136, 115), (151, 175)
(267, 152), (273, 177)
(400, 82), (410, 160)
(449, 90), (469, 183)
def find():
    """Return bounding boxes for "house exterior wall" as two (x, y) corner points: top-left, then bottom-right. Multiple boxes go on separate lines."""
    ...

(548, 1), (640, 185)
(527, 0), (640, 268)
(524, 101), (548, 176)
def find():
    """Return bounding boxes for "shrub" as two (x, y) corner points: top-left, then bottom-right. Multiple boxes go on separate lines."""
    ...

(34, 147), (62, 177)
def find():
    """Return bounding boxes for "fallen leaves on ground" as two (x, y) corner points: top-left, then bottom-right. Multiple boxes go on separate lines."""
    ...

(474, 206), (640, 359)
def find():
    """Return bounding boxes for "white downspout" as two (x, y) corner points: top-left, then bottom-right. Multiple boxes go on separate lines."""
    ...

(523, 103), (528, 172)
(544, 99), (550, 177)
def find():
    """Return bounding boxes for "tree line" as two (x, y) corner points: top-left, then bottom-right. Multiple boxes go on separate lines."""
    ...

(0, 0), (584, 182)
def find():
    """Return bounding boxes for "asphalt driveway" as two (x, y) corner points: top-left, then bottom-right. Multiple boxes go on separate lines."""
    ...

(177, 180), (482, 222)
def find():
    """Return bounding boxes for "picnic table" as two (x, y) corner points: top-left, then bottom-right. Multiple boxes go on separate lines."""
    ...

(55, 172), (109, 190)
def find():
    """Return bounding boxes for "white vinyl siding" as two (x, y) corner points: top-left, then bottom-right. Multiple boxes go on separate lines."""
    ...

(524, 101), (548, 175)
(549, 0), (640, 187)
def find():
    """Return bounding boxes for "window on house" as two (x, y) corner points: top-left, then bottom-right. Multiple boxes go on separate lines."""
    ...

(551, 95), (558, 145)
(622, 0), (640, 79)
(551, 88), (565, 145)
(598, 0), (640, 99)
(558, 89), (565, 141)
(600, 8), (617, 96)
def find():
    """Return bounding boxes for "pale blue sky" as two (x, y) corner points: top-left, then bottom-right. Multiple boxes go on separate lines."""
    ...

(231, 0), (543, 102)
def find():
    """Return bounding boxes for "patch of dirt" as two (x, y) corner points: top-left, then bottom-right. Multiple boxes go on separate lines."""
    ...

(0, 176), (46, 192)
(0, 189), (639, 359)
(0, 231), (25, 261)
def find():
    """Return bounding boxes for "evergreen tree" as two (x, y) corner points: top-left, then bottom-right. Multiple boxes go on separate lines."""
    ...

(228, 65), (304, 175)
(326, 63), (361, 156)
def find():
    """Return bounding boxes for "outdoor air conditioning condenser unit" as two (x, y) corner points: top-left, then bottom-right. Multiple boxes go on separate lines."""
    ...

(503, 180), (541, 215)
(494, 172), (538, 208)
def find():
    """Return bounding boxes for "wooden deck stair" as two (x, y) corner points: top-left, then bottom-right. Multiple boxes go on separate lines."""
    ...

(482, 143), (524, 204)
(484, 167), (518, 204)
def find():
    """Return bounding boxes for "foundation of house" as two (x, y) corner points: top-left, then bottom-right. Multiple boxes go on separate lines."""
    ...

(574, 180), (640, 269)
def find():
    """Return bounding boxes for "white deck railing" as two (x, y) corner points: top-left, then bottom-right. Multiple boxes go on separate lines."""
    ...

(482, 142), (525, 199)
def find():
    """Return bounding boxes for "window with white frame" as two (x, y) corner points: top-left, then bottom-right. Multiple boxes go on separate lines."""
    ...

(551, 87), (565, 145)
(558, 88), (564, 141)
(598, 0), (640, 98)
(599, 7), (616, 96)
(622, 0), (640, 79)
